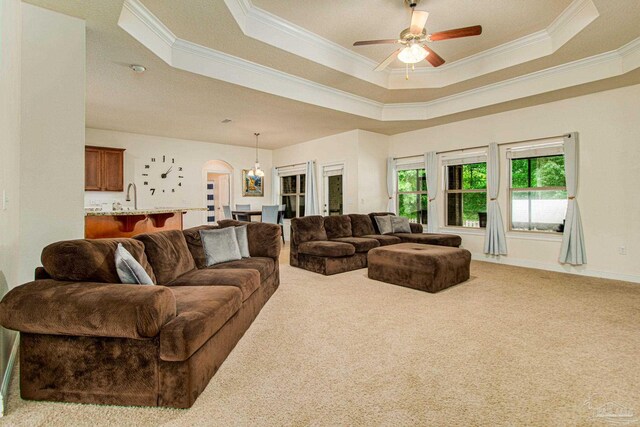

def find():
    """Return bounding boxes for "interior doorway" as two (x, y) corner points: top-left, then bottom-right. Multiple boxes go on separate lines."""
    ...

(202, 160), (233, 224)
(322, 163), (344, 216)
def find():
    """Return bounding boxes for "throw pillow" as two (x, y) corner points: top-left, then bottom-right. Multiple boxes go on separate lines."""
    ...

(115, 243), (154, 285)
(391, 216), (412, 233)
(200, 227), (242, 266)
(375, 215), (393, 235)
(235, 225), (250, 258)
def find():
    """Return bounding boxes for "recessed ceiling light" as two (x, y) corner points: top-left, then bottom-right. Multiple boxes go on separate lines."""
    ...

(129, 64), (146, 73)
(221, 118), (232, 123)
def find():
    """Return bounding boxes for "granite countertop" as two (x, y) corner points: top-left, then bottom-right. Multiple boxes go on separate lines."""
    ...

(85, 208), (206, 217)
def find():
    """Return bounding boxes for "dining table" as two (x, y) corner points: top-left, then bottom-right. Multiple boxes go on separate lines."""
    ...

(231, 210), (262, 221)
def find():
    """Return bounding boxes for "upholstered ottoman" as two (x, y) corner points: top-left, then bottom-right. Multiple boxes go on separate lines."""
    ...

(368, 243), (471, 293)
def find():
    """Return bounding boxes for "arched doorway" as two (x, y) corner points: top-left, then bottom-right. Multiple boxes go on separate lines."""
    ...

(202, 160), (233, 224)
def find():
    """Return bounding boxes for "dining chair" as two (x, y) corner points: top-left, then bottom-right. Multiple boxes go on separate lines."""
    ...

(222, 205), (232, 220)
(235, 204), (251, 222)
(262, 205), (285, 243)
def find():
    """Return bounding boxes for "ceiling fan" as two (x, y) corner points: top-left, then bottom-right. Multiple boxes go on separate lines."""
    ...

(353, 0), (482, 72)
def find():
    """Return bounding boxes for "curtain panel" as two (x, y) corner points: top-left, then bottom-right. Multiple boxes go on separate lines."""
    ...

(386, 157), (396, 213)
(559, 133), (587, 265)
(483, 143), (508, 255)
(305, 161), (319, 215)
(271, 167), (279, 205)
(425, 152), (439, 233)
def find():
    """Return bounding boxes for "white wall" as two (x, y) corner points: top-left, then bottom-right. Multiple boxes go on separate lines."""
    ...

(0, 0), (22, 411)
(357, 130), (390, 213)
(389, 84), (640, 282)
(19, 3), (86, 283)
(85, 128), (273, 228)
(272, 129), (389, 214)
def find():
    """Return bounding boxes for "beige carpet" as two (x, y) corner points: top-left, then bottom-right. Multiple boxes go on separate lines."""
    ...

(2, 250), (640, 426)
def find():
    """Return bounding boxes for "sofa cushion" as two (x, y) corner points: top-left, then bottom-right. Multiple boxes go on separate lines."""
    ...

(217, 220), (282, 260)
(167, 268), (260, 301)
(363, 234), (402, 246)
(115, 243), (154, 285)
(324, 215), (352, 239)
(209, 257), (276, 282)
(200, 228), (242, 266)
(331, 237), (380, 253)
(41, 238), (157, 284)
(349, 214), (376, 237)
(135, 230), (196, 284)
(291, 216), (327, 245)
(298, 241), (355, 258)
(391, 233), (463, 247)
(369, 212), (395, 234)
(374, 215), (393, 235)
(160, 286), (242, 362)
(0, 279), (175, 339)
(391, 216), (412, 233)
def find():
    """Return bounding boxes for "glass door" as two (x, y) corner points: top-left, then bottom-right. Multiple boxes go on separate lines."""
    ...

(322, 164), (344, 216)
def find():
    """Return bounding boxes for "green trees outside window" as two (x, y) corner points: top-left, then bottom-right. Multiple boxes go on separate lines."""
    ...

(510, 155), (567, 232)
(445, 162), (487, 227)
(397, 169), (428, 224)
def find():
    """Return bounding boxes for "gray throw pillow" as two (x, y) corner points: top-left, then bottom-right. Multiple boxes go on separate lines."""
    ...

(391, 216), (412, 233)
(375, 215), (393, 235)
(200, 227), (242, 266)
(235, 225), (250, 258)
(115, 243), (154, 285)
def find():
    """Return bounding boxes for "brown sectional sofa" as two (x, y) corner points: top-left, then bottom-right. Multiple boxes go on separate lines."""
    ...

(0, 220), (281, 409)
(290, 212), (462, 275)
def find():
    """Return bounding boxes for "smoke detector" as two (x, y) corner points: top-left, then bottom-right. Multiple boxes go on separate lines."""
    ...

(129, 64), (146, 73)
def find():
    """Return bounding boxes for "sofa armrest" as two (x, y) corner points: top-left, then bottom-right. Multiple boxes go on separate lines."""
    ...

(410, 223), (424, 233)
(217, 220), (282, 260)
(0, 280), (176, 339)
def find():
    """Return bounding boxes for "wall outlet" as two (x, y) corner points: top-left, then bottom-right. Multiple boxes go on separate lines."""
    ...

(618, 246), (627, 255)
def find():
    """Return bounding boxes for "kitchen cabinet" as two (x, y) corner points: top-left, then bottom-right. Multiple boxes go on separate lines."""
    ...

(85, 146), (125, 191)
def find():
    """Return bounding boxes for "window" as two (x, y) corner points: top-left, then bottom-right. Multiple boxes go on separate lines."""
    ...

(509, 153), (567, 232)
(397, 168), (428, 224)
(445, 162), (487, 228)
(281, 174), (305, 219)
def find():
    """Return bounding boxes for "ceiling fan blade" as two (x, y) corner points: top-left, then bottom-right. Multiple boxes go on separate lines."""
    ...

(422, 45), (445, 67)
(353, 39), (400, 46)
(374, 49), (401, 71)
(410, 10), (429, 35)
(429, 25), (482, 41)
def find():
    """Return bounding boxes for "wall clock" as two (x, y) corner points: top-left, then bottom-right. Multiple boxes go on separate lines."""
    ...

(141, 155), (184, 195)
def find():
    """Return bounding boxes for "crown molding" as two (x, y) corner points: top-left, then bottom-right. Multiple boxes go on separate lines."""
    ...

(223, 0), (599, 89)
(119, 0), (640, 123)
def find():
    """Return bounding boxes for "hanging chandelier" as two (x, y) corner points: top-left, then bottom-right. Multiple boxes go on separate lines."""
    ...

(247, 132), (264, 178)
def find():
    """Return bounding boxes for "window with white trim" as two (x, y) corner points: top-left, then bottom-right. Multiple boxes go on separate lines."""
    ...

(281, 174), (305, 219)
(508, 143), (567, 232)
(396, 163), (427, 224)
(444, 154), (487, 228)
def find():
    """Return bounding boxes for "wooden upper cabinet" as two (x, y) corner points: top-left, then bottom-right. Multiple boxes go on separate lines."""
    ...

(84, 147), (102, 191)
(85, 146), (125, 192)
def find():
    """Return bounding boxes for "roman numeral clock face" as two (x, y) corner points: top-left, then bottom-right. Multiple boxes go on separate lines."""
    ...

(142, 155), (184, 195)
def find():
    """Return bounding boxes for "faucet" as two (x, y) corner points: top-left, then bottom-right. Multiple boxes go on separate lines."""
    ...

(125, 183), (138, 210)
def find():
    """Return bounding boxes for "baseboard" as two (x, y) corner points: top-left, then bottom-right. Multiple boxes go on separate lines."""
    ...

(470, 252), (640, 283)
(0, 332), (19, 417)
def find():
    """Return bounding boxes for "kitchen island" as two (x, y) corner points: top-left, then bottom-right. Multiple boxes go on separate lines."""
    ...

(84, 208), (206, 239)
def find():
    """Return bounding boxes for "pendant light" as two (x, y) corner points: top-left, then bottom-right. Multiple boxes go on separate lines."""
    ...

(247, 132), (265, 178)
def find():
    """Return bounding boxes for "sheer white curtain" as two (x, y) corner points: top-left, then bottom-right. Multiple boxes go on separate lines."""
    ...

(271, 167), (279, 205)
(484, 143), (507, 255)
(386, 157), (396, 213)
(305, 161), (319, 215)
(559, 133), (587, 264)
(425, 151), (439, 233)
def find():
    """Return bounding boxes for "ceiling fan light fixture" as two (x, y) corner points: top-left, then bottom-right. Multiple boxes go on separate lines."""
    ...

(397, 44), (428, 64)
